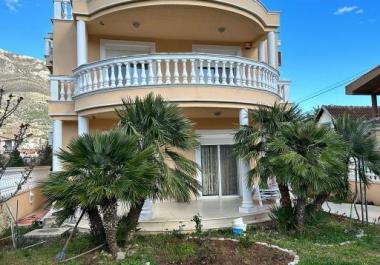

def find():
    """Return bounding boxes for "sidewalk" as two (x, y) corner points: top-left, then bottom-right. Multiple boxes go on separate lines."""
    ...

(323, 202), (380, 223)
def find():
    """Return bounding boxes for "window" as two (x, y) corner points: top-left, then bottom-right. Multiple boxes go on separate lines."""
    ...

(200, 145), (238, 197)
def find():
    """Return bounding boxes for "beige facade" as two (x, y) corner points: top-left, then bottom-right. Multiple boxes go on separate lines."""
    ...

(47, 0), (290, 217)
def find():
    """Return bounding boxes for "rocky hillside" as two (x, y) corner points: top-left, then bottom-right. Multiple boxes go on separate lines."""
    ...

(0, 49), (51, 150)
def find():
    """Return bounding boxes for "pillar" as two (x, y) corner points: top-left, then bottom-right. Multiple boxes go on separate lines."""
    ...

(267, 31), (276, 68)
(78, 116), (89, 136)
(76, 20), (88, 66)
(52, 120), (63, 172)
(239, 109), (256, 213)
(258, 40), (266, 63)
(371, 94), (378, 118)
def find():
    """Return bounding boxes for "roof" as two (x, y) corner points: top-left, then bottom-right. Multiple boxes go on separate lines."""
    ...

(316, 105), (379, 121)
(346, 65), (380, 95)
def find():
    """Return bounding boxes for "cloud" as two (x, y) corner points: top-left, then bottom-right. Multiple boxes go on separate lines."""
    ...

(3, 0), (21, 11)
(333, 6), (363, 15)
(355, 9), (364, 14)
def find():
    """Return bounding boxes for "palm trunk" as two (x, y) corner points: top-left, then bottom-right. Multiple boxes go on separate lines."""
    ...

(313, 193), (329, 211)
(296, 197), (306, 232)
(278, 183), (292, 208)
(87, 207), (106, 241)
(352, 158), (360, 220)
(125, 198), (145, 242)
(358, 159), (364, 224)
(101, 200), (119, 258)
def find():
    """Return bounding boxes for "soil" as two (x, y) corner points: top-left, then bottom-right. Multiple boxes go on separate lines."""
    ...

(156, 239), (294, 265)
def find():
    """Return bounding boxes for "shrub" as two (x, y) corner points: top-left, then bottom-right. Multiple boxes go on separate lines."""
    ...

(269, 206), (297, 231)
(191, 213), (202, 235)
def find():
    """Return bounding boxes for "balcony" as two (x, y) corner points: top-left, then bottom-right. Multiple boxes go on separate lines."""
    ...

(50, 53), (287, 103)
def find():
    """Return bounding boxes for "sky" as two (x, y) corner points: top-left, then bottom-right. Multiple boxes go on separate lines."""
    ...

(0, 0), (379, 111)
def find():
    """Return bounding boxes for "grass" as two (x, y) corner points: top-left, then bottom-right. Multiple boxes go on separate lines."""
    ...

(0, 212), (379, 265)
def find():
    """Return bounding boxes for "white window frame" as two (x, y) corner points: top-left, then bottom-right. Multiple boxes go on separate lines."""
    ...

(100, 39), (156, 60)
(195, 130), (241, 200)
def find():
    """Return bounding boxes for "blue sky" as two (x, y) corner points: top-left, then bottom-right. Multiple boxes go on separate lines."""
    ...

(0, 0), (379, 111)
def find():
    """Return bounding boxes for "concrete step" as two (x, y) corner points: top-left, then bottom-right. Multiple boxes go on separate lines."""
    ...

(138, 210), (270, 233)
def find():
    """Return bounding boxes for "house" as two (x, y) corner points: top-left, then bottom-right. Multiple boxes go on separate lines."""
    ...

(0, 135), (15, 154)
(46, 0), (288, 231)
(316, 105), (380, 127)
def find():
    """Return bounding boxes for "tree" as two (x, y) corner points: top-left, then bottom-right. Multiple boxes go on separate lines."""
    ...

(268, 121), (346, 231)
(116, 93), (200, 239)
(334, 114), (380, 224)
(0, 86), (31, 204)
(42, 131), (158, 258)
(234, 102), (303, 208)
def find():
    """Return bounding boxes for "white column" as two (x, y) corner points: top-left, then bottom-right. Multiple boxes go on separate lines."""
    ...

(239, 109), (256, 213)
(267, 31), (276, 68)
(52, 120), (63, 172)
(78, 116), (89, 136)
(76, 20), (88, 66)
(258, 39), (266, 63)
(139, 199), (153, 221)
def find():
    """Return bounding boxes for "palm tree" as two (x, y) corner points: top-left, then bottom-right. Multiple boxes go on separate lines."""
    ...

(116, 93), (200, 237)
(234, 102), (303, 208)
(334, 114), (380, 223)
(42, 130), (158, 258)
(268, 121), (347, 231)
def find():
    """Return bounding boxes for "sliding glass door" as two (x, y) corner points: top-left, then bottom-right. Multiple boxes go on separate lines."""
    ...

(200, 145), (238, 197)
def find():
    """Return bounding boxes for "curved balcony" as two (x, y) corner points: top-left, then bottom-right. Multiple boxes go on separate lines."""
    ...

(51, 53), (285, 103)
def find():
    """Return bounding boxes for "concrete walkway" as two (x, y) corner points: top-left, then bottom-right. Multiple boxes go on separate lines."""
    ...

(323, 202), (380, 223)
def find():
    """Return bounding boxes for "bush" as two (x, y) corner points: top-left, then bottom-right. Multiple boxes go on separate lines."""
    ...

(8, 150), (25, 167)
(36, 144), (52, 166)
(269, 206), (297, 232)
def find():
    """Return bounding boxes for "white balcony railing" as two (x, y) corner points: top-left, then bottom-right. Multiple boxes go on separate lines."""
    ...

(50, 53), (287, 101)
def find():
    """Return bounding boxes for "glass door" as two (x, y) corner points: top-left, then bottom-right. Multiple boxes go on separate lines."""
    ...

(200, 145), (238, 197)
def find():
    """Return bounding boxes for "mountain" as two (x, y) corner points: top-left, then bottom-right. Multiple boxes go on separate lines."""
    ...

(0, 49), (51, 151)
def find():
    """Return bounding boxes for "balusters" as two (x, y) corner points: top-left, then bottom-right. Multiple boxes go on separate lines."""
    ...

(117, 63), (123, 87)
(87, 70), (93, 91)
(229, 62), (235, 85)
(125, 63), (131, 86)
(173, 59), (180, 84)
(60, 81), (66, 101)
(247, 65), (252, 87)
(252, 66), (257, 88)
(148, 60), (155, 85)
(221, 61), (227, 85)
(69, 55), (281, 97)
(214, 61), (220, 85)
(103, 66), (109, 88)
(141, 61), (147, 85)
(199, 59), (205, 84)
(206, 60), (212, 84)
(132, 62), (139, 86)
(165, 59), (171, 84)
(182, 59), (188, 84)
(66, 81), (72, 101)
(157, 60), (163, 85)
(190, 59), (196, 84)
(241, 63), (247, 87)
(236, 63), (242, 86)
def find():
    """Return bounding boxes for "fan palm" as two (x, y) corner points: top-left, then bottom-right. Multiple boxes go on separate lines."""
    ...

(42, 130), (158, 257)
(234, 102), (303, 208)
(268, 121), (347, 230)
(334, 114), (380, 223)
(116, 93), (200, 236)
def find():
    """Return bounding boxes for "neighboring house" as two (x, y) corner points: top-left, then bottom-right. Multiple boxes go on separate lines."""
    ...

(46, 0), (289, 229)
(0, 135), (15, 154)
(316, 105), (380, 127)
(316, 66), (380, 206)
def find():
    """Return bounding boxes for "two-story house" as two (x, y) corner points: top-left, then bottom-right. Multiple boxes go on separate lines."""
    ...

(46, 0), (290, 231)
